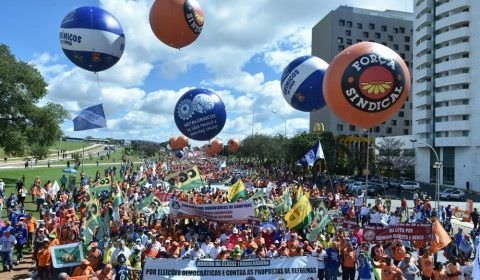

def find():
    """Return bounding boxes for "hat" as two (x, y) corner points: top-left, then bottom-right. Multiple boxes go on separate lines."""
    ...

(274, 240), (280, 244)
(232, 228), (238, 234)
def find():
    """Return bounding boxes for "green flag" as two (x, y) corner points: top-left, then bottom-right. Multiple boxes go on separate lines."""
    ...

(284, 195), (314, 231)
(227, 179), (248, 202)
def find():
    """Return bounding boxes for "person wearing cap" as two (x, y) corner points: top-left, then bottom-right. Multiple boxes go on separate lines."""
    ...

(111, 240), (131, 265)
(311, 244), (327, 280)
(36, 238), (51, 279)
(13, 220), (27, 264)
(397, 254), (419, 280)
(72, 258), (94, 277)
(24, 213), (37, 249)
(87, 242), (103, 271)
(103, 240), (115, 267)
(0, 230), (17, 272)
(325, 241), (340, 280)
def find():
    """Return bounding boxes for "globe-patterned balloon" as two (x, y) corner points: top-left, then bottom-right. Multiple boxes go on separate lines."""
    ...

(174, 88), (226, 141)
(59, 6), (125, 72)
(280, 55), (328, 112)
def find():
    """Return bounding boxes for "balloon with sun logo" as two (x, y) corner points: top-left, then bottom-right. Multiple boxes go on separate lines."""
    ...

(323, 42), (410, 129)
(59, 6), (125, 72)
(280, 55), (328, 112)
(174, 88), (226, 141)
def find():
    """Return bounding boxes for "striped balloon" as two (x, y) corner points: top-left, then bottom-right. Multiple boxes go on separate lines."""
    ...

(59, 6), (125, 72)
(280, 55), (328, 112)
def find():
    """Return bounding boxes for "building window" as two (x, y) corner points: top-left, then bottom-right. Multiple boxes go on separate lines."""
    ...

(393, 27), (399, 33)
(405, 45), (410, 51)
(388, 35), (393, 41)
(391, 120), (397, 126)
(387, 127), (392, 134)
(400, 27), (405, 33)
(345, 30), (351, 36)
(393, 44), (399, 50)
(381, 25), (387, 32)
(403, 129), (409, 135)
(398, 111), (404, 117)
(404, 36), (411, 42)
(462, 131), (469, 136)
(404, 120), (410, 126)
(337, 37), (344, 44)
(375, 32), (381, 39)
(349, 125), (355, 131)
(374, 126), (380, 132)
(337, 124), (343, 131)
(346, 21), (352, 27)
(338, 45), (345, 51)
(339, 19), (345, 26)
(357, 23), (363, 29)
(369, 23), (375, 30)
(442, 147), (455, 185)
(363, 32), (369, 38)
(462, 115), (469, 120)
(346, 38), (352, 45)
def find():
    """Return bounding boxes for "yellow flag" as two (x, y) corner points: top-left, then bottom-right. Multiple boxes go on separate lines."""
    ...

(227, 179), (248, 202)
(284, 195), (314, 231)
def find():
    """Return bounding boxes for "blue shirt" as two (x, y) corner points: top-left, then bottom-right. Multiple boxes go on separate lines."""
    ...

(325, 247), (340, 268)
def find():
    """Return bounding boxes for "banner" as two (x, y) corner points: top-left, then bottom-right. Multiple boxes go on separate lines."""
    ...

(155, 192), (173, 202)
(166, 166), (203, 191)
(51, 242), (84, 268)
(169, 200), (255, 223)
(143, 257), (317, 280)
(362, 223), (432, 242)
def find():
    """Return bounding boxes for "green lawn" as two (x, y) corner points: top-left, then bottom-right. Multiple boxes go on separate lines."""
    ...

(0, 140), (97, 158)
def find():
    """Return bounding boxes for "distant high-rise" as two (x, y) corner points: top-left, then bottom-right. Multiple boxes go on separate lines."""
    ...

(413, 0), (475, 189)
(310, 6), (413, 137)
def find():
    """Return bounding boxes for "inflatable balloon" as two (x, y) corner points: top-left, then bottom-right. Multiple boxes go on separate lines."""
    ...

(323, 42), (410, 129)
(280, 55), (328, 112)
(175, 149), (184, 158)
(204, 144), (215, 157)
(169, 136), (179, 150)
(59, 6), (125, 72)
(174, 88), (227, 141)
(227, 138), (240, 153)
(149, 0), (204, 49)
(211, 139), (223, 154)
(176, 135), (189, 149)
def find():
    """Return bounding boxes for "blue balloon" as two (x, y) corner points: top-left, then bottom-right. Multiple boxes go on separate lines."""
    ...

(174, 88), (227, 141)
(280, 55), (328, 112)
(60, 6), (125, 72)
(175, 149), (184, 158)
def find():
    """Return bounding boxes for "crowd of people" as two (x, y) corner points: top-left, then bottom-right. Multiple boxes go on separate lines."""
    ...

(0, 154), (478, 280)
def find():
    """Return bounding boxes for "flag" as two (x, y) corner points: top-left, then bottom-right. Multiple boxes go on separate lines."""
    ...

(227, 179), (248, 202)
(318, 213), (333, 231)
(73, 104), (107, 131)
(302, 140), (325, 166)
(249, 190), (265, 201)
(430, 218), (452, 254)
(138, 192), (161, 210)
(296, 186), (304, 202)
(284, 195), (314, 231)
(52, 181), (60, 195)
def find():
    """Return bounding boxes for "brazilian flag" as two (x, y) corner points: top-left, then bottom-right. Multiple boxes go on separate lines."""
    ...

(227, 179), (248, 202)
(284, 195), (314, 231)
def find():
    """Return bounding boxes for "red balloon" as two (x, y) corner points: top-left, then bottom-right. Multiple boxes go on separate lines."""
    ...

(211, 139), (223, 154)
(227, 138), (240, 153)
(149, 0), (204, 49)
(204, 144), (216, 157)
(323, 42), (410, 129)
(169, 136), (179, 149)
(176, 135), (189, 149)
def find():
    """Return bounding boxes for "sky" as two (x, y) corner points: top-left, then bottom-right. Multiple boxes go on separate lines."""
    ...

(0, 0), (413, 145)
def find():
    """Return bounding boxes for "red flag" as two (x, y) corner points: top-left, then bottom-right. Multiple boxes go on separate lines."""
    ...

(430, 218), (452, 254)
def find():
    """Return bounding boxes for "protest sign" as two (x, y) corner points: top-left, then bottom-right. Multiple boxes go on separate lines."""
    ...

(169, 200), (255, 223)
(143, 257), (317, 280)
(166, 166), (203, 191)
(362, 223), (432, 242)
(51, 242), (84, 268)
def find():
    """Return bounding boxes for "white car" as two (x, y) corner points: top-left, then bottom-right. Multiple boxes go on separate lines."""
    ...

(449, 190), (465, 201)
(400, 181), (420, 191)
(439, 188), (456, 200)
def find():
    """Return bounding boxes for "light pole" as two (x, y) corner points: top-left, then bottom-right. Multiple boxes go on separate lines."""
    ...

(410, 139), (442, 210)
(271, 110), (287, 137)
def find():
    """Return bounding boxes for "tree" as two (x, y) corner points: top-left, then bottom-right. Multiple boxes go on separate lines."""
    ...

(0, 44), (69, 157)
(375, 138), (414, 178)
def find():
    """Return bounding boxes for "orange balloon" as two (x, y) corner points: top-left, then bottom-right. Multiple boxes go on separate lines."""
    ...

(227, 138), (240, 153)
(323, 42), (410, 129)
(211, 138), (223, 154)
(149, 0), (204, 49)
(169, 136), (179, 149)
(204, 144), (216, 157)
(176, 135), (189, 149)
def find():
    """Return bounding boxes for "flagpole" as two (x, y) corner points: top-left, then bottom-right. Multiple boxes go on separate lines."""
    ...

(312, 125), (335, 194)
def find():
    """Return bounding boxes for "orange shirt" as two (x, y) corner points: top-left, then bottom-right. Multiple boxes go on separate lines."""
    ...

(37, 248), (52, 267)
(419, 255), (434, 277)
(72, 265), (94, 277)
(26, 217), (37, 233)
(342, 249), (356, 268)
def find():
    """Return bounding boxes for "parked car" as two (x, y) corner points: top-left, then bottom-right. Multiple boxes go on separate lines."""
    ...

(348, 181), (366, 194)
(449, 190), (465, 201)
(439, 188), (456, 200)
(400, 181), (420, 191)
(367, 183), (386, 195)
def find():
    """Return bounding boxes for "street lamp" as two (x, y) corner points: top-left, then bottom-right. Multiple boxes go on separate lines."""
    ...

(271, 110), (287, 137)
(410, 138), (442, 210)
